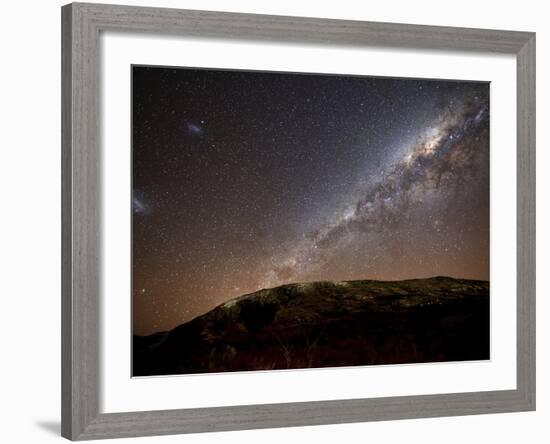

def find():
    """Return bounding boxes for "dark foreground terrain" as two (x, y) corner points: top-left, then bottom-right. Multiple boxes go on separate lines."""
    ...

(133, 277), (489, 376)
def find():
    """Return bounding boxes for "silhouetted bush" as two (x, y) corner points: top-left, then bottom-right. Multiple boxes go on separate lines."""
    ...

(239, 299), (278, 333)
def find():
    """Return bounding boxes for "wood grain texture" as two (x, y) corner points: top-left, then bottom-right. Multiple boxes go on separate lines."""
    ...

(62, 3), (101, 439)
(75, 2), (532, 53)
(61, 2), (536, 440)
(516, 34), (536, 410)
(76, 390), (532, 440)
(61, 4), (73, 438)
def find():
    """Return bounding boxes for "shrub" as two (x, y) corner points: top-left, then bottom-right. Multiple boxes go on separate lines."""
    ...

(239, 299), (278, 333)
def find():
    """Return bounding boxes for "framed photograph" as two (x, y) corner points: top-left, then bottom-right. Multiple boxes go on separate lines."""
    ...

(62, 2), (535, 440)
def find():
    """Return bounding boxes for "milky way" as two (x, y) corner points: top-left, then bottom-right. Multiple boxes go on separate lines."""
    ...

(132, 66), (489, 335)
(261, 100), (489, 288)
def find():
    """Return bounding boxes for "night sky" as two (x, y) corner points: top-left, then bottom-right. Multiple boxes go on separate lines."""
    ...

(132, 66), (490, 336)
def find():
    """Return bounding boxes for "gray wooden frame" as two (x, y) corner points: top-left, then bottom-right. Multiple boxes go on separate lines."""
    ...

(61, 2), (536, 440)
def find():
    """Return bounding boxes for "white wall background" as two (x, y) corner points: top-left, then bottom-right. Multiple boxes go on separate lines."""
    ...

(0, 1), (546, 443)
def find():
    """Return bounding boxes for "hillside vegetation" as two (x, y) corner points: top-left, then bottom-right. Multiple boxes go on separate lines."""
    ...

(133, 277), (489, 376)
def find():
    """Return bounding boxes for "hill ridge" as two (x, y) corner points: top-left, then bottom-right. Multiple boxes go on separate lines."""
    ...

(133, 276), (489, 376)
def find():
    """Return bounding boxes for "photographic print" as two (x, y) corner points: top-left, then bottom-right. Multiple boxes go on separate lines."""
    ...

(132, 66), (490, 377)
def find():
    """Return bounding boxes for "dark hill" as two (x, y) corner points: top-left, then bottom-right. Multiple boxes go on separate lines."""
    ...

(133, 277), (489, 376)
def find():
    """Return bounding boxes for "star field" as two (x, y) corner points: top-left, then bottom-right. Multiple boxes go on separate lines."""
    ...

(132, 66), (490, 335)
